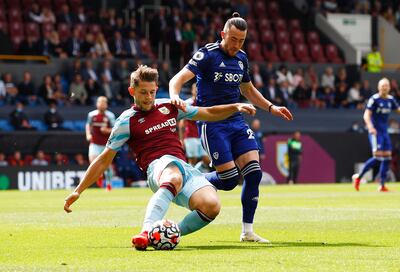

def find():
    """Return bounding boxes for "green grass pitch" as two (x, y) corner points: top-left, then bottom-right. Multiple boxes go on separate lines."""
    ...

(0, 183), (399, 272)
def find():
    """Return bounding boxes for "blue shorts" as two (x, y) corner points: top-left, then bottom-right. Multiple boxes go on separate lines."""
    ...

(369, 131), (392, 152)
(184, 137), (206, 158)
(88, 143), (106, 158)
(146, 155), (213, 209)
(199, 118), (259, 166)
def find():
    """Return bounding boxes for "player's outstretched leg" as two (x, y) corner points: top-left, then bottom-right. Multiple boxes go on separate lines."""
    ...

(239, 161), (269, 243)
(378, 158), (390, 192)
(353, 157), (379, 191)
(178, 186), (220, 236)
(205, 168), (240, 191)
(132, 182), (177, 250)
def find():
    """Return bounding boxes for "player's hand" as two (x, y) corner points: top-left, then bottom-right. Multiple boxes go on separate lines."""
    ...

(64, 192), (80, 213)
(86, 134), (92, 142)
(368, 126), (377, 135)
(236, 103), (256, 116)
(170, 94), (187, 112)
(271, 106), (293, 121)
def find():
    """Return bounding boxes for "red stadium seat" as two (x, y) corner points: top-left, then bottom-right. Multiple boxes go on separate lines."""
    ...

(9, 21), (24, 36)
(57, 23), (70, 41)
(247, 28), (260, 42)
(140, 38), (156, 60)
(69, 0), (82, 12)
(267, 1), (280, 19)
(260, 30), (274, 43)
(274, 18), (287, 32)
(276, 31), (290, 44)
(258, 18), (271, 31)
(247, 42), (264, 61)
(11, 34), (24, 50)
(291, 30), (305, 44)
(325, 44), (343, 63)
(37, 0), (52, 8)
(246, 18), (256, 30)
(0, 0), (5, 8)
(88, 23), (101, 34)
(41, 23), (54, 33)
(307, 31), (320, 44)
(310, 43), (327, 63)
(0, 21), (8, 33)
(294, 43), (311, 63)
(254, 0), (266, 18)
(24, 155), (34, 165)
(289, 19), (301, 31)
(0, 8), (6, 21)
(54, 0), (68, 13)
(21, 0), (35, 11)
(74, 23), (87, 38)
(263, 45), (280, 62)
(25, 22), (40, 41)
(278, 43), (296, 62)
(6, 0), (20, 8)
(8, 8), (23, 22)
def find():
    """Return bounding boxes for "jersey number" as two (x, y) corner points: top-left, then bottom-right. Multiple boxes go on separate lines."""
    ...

(247, 129), (255, 139)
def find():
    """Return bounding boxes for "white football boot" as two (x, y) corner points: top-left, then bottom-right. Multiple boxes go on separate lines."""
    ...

(240, 232), (270, 243)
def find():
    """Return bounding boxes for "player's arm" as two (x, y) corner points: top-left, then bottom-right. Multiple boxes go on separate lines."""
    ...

(240, 81), (293, 121)
(192, 103), (256, 122)
(169, 68), (195, 111)
(64, 148), (117, 213)
(85, 123), (92, 142)
(363, 109), (376, 135)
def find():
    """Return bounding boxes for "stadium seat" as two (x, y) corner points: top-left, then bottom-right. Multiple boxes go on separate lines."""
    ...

(9, 22), (24, 36)
(24, 154), (33, 165)
(0, 8), (6, 22)
(140, 38), (156, 60)
(74, 23), (87, 38)
(57, 23), (71, 42)
(0, 21), (8, 34)
(8, 8), (23, 22)
(260, 30), (274, 43)
(246, 18), (256, 30)
(289, 19), (301, 32)
(258, 18), (271, 31)
(294, 43), (311, 63)
(0, 120), (14, 131)
(247, 28), (260, 42)
(291, 30), (305, 44)
(73, 121), (86, 131)
(247, 42), (264, 61)
(6, 0), (20, 9)
(10, 35), (24, 50)
(37, 0), (52, 8)
(25, 22), (40, 41)
(88, 23), (101, 34)
(276, 31), (290, 44)
(62, 120), (75, 130)
(310, 43), (327, 63)
(41, 23), (54, 33)
(267, 1), (280, 19)
(21, 0), (35, 11)
(325, 44), (343, 63)
(274, 18), (287, 32)
(69, 0), (82, 12)
(253, 1), (266, 18)
(307, 31), (320, 44)
(262, 45), (280, 62)
(278, 43), (296, 62)
(30, 120), (47, 131)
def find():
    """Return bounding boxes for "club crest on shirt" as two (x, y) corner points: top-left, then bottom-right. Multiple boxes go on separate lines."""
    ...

(238, 61), (244, 70)
(138, 118), (145, 123)
(213, 152), (219, 160)
(158, 107), (170, 115)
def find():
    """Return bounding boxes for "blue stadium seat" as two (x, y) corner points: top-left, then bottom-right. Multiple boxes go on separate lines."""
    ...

(0, 120), (14, 131)
(74, 121), (86, 131)
(62, 120), (75, 131)
(30, 120), (47, 131)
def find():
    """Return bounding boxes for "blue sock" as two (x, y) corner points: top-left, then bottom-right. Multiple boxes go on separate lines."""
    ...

(142, 186), (175, 232)
(205, 168), (239, 191)
(359, 157), (379, 179)
(241, 161), (262, 224)
(379, 159), (390, 186)
(178, 210), (214, 236)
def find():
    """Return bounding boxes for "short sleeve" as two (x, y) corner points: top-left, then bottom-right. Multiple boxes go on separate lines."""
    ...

(107, 111), (116, 126)
(391, 97), (400, 110)
(242, 56), (251, 83)
(106, 111), (131, 151)
(86, 112), (92, 125)
(185, 48), (209, 75)
(177, 100), (199, 121)
(366, 97), (375, 110)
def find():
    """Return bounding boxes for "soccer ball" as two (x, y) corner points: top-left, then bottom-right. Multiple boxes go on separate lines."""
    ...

(148, 219), (181, 250)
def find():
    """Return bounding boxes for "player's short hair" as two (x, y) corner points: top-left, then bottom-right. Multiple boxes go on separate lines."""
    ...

(223, 12), (247, 32)
(130, 65), (159, 87)
(378, 77), (390, 89)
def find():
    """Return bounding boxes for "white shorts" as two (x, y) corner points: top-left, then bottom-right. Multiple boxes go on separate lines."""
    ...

(88, 143), (106, 158)
(184, 137), (206, 158)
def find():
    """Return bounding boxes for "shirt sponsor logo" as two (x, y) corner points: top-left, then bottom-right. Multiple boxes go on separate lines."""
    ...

(213, 72), (243, 83)
(138, 118), (145, 123)
(145, 118), (176, 134)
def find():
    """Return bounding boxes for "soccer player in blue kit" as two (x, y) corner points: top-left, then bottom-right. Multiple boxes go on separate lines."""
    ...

(352, 78), (400, 192)
(170, 12), (293, 242)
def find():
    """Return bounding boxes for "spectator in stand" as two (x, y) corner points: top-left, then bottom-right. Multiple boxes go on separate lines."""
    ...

(54, 153), (68, 166)
(28, 3), (42, 23)
(85, 78), (102, 103)
(124, 17), (138, 37)
(69, 74), (88, 105)
(264, 77), (284, 106)
(113, 17), (125, 34)
(98, 59), (115, 82)
(81, 59), (99, 82)
(64, 29), (83, 57)
(360, 79), (373, 100)
(115, 59), (131, 102)
(250, 63), (266, 92)
(9, 101), (36, 130)
(17, 71), (39, 105)
(334, 82), (349, 108)
(0, 152), (8, 166)
(40, 7), (56, 24)
(304, 64), (319, 87)
(81, 33), (96, 57)
(292, 68), (305, 89)
(366, 45), (383, 73)
(251, 119), (264, 157)
(263, 62), (276, 82)
(293, 80), (310, 108)
(57, 4), (76, 24)
(109, 31), (127, 58)
(126, 31), (141, 58)
(68, 59), (83, 82)
(94, 33), (111, 58)
(31, 150), (49, 166)
(321, 66), (335, 89)
(19, 36), (39, 55)
(74, 153), (88, 166)
(309, 82), (321, 108)
(318, 86), (335, 108)
(38, 31), (55, 57)
(3, 73), (18, 104)
(38, 75), (56, 104)
(335, 67), (349, 89)
(383, 6), (396, 25)
(276, 65), (295, 94)
(0, 76), (6, 105)
(44, 101), (64, 130)
(388, 118), (400, 134)
(75, 6), (87, 24)
(158, 61), (174, 97)
(9, 151), (24, 166)
(347, 82), (364, 109)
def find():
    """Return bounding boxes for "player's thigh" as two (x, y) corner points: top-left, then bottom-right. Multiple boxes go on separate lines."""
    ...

(189, 185), (220, 217)
(235, 150), (260, 169)
(200, 123), (234, 166)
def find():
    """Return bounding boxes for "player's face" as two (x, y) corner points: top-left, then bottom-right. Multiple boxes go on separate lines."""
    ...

(378, 80), (390, 97)
(221, 26), (246, 57)
(96, 99), (108, 111)
(130, 81), (158, 111)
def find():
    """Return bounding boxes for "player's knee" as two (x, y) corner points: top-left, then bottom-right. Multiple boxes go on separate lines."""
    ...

(240, 160), (262, 186)
(200, 195), (220, 219)
(218, 167), (240, 191)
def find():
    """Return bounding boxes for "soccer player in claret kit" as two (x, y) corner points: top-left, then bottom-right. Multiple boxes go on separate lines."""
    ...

(86, 96), (116, 191)
(64, 65), (257, 250)
(169, 12), (293, 242)
(352, 78), (400, 192)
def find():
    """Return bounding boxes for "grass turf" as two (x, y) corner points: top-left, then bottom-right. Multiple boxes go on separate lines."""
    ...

(0, 183), (399, 272)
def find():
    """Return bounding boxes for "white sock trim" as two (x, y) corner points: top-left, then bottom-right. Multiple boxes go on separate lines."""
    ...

(242, 222), (253, 234)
